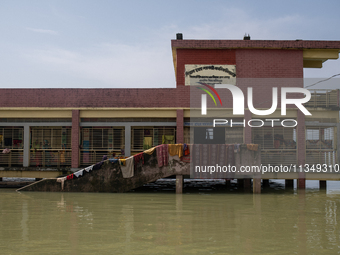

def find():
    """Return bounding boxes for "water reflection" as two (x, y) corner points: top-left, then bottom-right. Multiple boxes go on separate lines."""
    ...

(0, 183), (340, 254)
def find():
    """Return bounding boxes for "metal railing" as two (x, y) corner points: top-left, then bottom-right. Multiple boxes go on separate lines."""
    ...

(0, 149), (24, 166)
(29, 149), (72, 167)
(261, 149), (297, 166)
(305, 89), (339, 108)
(306, 150), (336, 166)
(80, 149), (122, 166)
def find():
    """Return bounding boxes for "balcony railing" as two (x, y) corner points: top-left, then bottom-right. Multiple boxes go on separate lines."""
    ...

(29, 149), (71, 167)
(261, 149), (297, 166)
(80, 149), (122, 166)
(305, 89), (339, 108)
(0, 149), (23, 166)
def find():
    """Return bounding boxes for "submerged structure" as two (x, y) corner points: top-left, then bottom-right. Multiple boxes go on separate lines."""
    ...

(2, 34), (340, 192)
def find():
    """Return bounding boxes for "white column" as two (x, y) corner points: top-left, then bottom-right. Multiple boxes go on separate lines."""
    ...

(125, 125), (131, 157)
(23, 125), (30, 167)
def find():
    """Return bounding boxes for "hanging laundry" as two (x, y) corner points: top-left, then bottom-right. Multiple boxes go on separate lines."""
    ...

(144, 146), (156, 155)
(109, 158), (119, 163)
(66, 174), (74, 180)
(2, 148), (10, 154)
(181, 144), (191, 163)
(93, 162), (102, 170)
(247, 144), (259, 151)
(84, 165), (93, 172)
(162, 135), (175, 144)
(156, 144), (168, 167)
(74, 170), (84, 178)
(60, 150), (66, 164)
(121, 156), (134, 178)
(190, 144), (202, 178)
(56, 176), (66, 190)
(143, 137), (153, 150)
(183, 144), (190, 156)
(119, 158), (126, 166)
(233, 144), (241, 153)
(168, 144), (183, 158)
(133, 152), (144, 171)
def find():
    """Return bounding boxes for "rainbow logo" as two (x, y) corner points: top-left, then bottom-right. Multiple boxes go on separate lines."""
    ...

(196, 82), (223, 106)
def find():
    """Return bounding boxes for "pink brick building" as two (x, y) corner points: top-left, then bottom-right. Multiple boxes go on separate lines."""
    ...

(0, 35), (339, 187)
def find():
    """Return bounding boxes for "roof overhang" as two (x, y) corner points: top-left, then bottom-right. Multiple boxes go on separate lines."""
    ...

(171, 40), (340, 75)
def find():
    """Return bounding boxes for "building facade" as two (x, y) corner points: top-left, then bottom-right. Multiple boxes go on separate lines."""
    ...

(0, 36), (339, 178)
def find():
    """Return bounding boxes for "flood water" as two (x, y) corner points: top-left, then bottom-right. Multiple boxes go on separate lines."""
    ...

(1, 180), (340, 254)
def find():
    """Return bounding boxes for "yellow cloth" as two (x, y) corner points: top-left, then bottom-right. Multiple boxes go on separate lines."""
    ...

(162, 135), (175, 144)
(144, 147), (156, 155)
(143, 137), (153, 149)
(168, 144), (183, 158)
(247, 144), (259, 151)
(119, 158), (126, 166)
(60, 150), (65, 163)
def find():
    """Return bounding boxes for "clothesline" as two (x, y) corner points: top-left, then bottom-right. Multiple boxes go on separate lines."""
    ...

(56, 143), (259, 189)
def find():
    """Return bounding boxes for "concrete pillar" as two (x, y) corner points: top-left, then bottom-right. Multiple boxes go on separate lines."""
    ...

(225, 179), (231, 189)
(71, 110), (80, 169)
(262, 179), (270, 187)
(23, 125), (30, 167)
(244, 110), (252, 144)
(319, 180), (327, 189)
(125, 125), (131, 157)
(176, 175), (184, 194)
(297, 111), (306, 189)
(244, 178), (251, 192)
(253, 178), (261, 194)
(176, 109), (184, 144)
(285, 179), (294, 188)
(237, 179), (244, 189)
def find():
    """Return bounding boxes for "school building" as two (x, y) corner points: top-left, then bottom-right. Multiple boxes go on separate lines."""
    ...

(0, 34), (339, 182)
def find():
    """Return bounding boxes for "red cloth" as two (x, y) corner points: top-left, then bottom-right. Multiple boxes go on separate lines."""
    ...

(156, 144), (168, 167)
(133, 152), (144, 171)
(66, 174), (74, 180)
(181, 144), (191, 163)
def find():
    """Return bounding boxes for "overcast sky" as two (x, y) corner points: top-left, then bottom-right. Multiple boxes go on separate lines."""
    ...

(1, 0), (340, 88)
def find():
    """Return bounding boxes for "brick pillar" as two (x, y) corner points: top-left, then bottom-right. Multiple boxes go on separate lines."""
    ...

(244, 110), (252, 144)
(71, 110), (80, 169)
(176, 109), (184, 144)
(297, 111), (305, 189)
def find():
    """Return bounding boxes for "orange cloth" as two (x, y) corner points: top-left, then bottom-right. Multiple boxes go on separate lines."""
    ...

(168, 144), (183, 158)
(247, 144), (259, 151)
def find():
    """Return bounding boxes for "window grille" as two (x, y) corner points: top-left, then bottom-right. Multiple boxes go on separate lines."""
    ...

(225, 127), (243, 144)
(0, 127), (24, 166)
(30, 127), (72, 167)
(80, 127), (125, 165)
(253, 126), (296, 150)
(252, 125), (297, 166)
(184, 127), (193, 144)
(306, 126), (336, 165)
(131, 126), (176, 152)
(305, 89), (339, 108)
